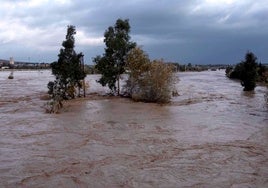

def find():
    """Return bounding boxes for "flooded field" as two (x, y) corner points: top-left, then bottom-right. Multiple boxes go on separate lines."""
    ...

(0, 70), (267, 188)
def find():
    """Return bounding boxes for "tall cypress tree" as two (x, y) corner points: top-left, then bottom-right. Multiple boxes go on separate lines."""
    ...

(94, 19), (136, 95)
(240, 52), (258, 91)
(48, 25), (86, 101)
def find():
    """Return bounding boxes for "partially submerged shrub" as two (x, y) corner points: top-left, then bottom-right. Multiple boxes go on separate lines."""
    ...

(125, 47), (175, 103)
(124, 47), (150, 97)
(137, 60), (174, 103)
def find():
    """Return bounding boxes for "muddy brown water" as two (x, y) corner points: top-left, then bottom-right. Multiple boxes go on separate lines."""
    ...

(0, 70), (267, 188)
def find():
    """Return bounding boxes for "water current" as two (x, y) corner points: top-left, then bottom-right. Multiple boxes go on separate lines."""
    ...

(0, 70), (267, 187)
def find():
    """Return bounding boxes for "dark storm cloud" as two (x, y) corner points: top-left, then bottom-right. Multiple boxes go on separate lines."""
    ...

(0, 0), (267, 64)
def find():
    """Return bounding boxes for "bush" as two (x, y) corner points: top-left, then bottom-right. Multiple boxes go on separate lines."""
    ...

(125, 47), (175, 103)
(124, 47), (150, 97)
(136, 60), (174, 103)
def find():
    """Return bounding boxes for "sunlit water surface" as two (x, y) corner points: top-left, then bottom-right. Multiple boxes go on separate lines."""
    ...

(0, 70), (267, 188)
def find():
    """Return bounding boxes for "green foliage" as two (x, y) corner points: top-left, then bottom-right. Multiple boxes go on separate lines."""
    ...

(50, 25), (86, 99)
(225, 66), (233, 77)
(227, 52), (258, 91)
(229, 62), (243, 79)
(125, 47), (175, 103)
(47, 25), (86, 113)
(240, 52), (258, 91)
(94, 19), (136, 95)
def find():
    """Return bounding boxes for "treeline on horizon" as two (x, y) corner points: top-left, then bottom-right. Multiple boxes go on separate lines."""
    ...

(84, 63), (231, 74)
(0, 60), (50, 70)
(1, 58), (242, 72)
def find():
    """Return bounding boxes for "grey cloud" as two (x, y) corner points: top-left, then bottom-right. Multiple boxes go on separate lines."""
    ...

(0, 0), (267, 64)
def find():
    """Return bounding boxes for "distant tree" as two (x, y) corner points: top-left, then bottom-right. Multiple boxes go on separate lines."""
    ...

(94, 18), (136, 95)
(47, 25), (86, 113)
(240, 52), (258, 91)
(226, 52), (268, 92)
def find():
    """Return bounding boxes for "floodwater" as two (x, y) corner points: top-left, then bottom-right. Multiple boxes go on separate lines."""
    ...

(0, 70), (267, 188)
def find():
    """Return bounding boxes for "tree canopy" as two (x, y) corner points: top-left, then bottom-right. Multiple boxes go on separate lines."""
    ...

(94, 19), (136, 95)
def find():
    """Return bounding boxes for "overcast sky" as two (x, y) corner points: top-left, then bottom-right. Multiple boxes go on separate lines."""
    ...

(0, 0), (267, 64)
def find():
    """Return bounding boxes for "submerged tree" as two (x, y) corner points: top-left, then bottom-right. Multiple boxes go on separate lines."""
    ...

(240, 52), (258, 91)
(141, 59), (175, 103)
(125, 47), (175, 103)
(94, 19), (136, 95)
(124, 47), (150, 96)
(47, 25), (86, 113)
(226, 51), (259, 91)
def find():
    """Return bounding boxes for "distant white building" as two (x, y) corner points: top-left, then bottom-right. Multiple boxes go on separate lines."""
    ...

(9, 57), (14, 65)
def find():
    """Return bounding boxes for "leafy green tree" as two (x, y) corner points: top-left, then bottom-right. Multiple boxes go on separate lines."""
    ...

(50, 25), (86, 99)
(227, 52), (259, 91)
(240, 52), (258, 91)
(47, 25), (86, 113)
(94, 19), (136, 95)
